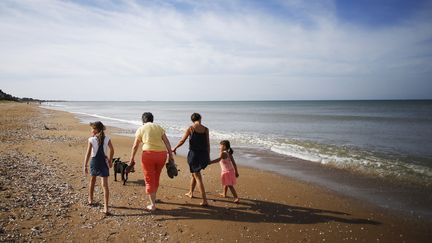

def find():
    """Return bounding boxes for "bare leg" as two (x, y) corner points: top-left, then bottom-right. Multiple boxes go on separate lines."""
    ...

(193, 172), (208, 206)
(219, 185), (228, 197)
(101, 177), (110, 213)
(88, 176), (97, 204)
(228, 186), (239, 203)
(185, 176), (196, 198)
(147, 192), (157, 211)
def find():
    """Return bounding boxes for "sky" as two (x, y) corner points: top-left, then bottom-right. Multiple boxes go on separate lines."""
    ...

(1, 0), (432, 101)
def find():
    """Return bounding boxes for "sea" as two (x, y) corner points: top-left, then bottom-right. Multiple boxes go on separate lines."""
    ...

(41, 100), (432, 219)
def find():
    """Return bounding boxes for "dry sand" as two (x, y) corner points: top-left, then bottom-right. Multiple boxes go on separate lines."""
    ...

(0, 102), (431, 242)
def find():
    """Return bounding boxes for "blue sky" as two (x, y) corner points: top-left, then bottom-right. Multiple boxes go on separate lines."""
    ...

(1, 0), (431, 101)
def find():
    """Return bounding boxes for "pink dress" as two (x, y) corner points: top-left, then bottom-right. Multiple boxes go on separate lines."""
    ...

(219, 152), (236, 186)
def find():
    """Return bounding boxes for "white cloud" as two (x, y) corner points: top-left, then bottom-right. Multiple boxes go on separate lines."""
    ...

(0, 0), (431, 100)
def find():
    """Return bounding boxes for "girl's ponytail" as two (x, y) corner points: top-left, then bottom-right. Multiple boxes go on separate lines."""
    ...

(90, 121), (106, 146)
(98, 129), (105, 146)
(227, 147), (234, 155)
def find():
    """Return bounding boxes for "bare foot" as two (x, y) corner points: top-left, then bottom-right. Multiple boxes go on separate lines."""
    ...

(200, 201), (209, 207)
(145, 205), (156, 212)
(218, 193), (227, 198)
(100, 209), (111, 216)
(233, 198), (240, 204)
(185, 192), (193, 198)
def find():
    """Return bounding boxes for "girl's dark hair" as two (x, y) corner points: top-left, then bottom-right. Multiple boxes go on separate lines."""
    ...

(90, 121), (106, 146)
(142, 112), (154, 123)
(191, 113), (201, 122)
(220, 140), (234, 155)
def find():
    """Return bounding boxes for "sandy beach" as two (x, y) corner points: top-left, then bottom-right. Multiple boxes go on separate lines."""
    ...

(0, 102), (431, 242)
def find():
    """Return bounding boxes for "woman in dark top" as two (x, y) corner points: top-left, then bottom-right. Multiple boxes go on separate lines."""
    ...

(173, 113), (210, 206)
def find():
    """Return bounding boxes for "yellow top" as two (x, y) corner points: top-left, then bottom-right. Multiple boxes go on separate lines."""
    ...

(135, 123), (167, 151)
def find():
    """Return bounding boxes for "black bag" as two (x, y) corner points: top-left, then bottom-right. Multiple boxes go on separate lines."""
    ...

(166, 159), (178, 178)
(165, 160), (179, 179)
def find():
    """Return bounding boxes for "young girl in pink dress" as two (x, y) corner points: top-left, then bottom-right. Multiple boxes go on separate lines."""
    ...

(211, 140), (239, 203)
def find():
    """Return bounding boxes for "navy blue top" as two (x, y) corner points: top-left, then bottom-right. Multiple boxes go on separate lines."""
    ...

(90, 140), (109, 177)
(187, 128), (209, 173)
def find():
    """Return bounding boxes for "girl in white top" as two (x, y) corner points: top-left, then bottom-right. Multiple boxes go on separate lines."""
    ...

(83, 121), (114, 215)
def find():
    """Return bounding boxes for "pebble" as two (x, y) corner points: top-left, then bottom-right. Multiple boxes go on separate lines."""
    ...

(0, 150), (78, 242)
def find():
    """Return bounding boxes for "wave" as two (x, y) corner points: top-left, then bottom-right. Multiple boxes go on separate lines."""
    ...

(270, 141), (432, 185)
(42, 103), (68, 108)
(42, 106), (191, 137)
(71, 112), (142, 126)
(206, 130), (432, 186)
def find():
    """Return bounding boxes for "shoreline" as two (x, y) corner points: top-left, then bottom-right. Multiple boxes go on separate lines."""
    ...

(42, 102), (432, 221)
(232, 147), (432, 221)
(1, 102), (431, 242)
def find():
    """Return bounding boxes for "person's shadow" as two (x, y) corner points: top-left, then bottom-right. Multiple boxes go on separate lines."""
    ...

(152, 197), (380, 225)
(127, 179), (145, 186)
(109, 183), (380, 225)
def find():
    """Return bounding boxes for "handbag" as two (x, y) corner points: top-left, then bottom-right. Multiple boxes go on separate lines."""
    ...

(166, 158), (179, 178)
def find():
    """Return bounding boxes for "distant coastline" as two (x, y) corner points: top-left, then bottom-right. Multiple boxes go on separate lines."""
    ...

(0, 89), (64, 103)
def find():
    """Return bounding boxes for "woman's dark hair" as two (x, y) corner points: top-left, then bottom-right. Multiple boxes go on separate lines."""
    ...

(90, 121), (106, 146)
(191, 113), (201, 122)
(220, 140), (234, 155)
(142, 112), (154, 123)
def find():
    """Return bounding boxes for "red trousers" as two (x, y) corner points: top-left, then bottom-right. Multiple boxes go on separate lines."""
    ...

(141, 151), (167, 194)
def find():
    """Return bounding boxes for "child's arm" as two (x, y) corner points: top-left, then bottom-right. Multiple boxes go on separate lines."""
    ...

(209, 151), (224, 165)
(108, 139), (114, 168)
(209, 157), (221, 165)
(83, 141), (92, 174)
(172, 127), (192, 154)
(229, 154), (239, 177)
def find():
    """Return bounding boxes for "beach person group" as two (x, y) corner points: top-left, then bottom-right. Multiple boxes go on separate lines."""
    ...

(82, 112), (239, 214)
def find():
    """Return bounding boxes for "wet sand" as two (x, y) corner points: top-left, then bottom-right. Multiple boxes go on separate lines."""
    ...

(0, 102), (431, 242)
(235, 147), (432, 221)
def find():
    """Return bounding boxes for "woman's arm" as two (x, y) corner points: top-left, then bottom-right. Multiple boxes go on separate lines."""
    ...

(229, 153), (239, 177)
(172, 127), (191, 154)
(83, 142), (92, 174)
(206, 127), (210, 154)
(162, 134), (174, 161)
(108, 139), (114, 168)
(129, 137), (141, 166)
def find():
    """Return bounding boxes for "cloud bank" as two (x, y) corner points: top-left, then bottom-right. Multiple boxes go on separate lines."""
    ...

(1, 0), (431, 100)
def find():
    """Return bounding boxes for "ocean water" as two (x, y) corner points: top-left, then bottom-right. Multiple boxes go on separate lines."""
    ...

(42, 100), (432, 187)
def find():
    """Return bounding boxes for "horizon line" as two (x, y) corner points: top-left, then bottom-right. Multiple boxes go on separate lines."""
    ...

(44, 98), (432, 102)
